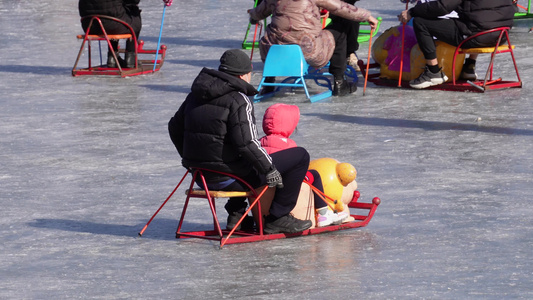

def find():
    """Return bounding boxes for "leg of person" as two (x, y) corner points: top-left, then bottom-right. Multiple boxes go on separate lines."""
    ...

(409, 18), (462, 89)
(346, 21), (361, 71)
(202, 171), (262, 231)
(100, 19), (132, 68)
(461, 55), (478, 81)
(459, 27), (509, 81)
(124, 38), (136, 68)
(107, 40), (123, 68)
(307, 170), (335, 227)
(259, 77), (276, 95)
(306, 170), (327, 210)
(125, 15), (142, 68)
(326, 18), (357, 96)
(263, 147), (313, 234)
(223, 196), (251, 231)
(333, 0), (360, 70)
(307, 169), (345, 227)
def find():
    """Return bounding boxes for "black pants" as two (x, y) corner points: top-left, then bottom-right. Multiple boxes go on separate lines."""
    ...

(325, 19), (350, 80)
(307, 169), (328, 209)
(81, 15), (142, 39)
(219, 147), (310, 219)
(412, 17), (504, 60)
(81, 14), (141, 54)
(324, 0), (361, 79)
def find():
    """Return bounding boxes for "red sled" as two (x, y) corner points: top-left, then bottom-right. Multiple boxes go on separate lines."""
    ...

(139, 168), (381, 248)
(360, 27), (521, 93)
(72, 15), (166, 77)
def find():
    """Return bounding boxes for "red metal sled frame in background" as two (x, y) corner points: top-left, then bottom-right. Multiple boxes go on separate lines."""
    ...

(359, 27), (522, 93)
(139, 168), (381, 248)
(72, 15), (166, 77)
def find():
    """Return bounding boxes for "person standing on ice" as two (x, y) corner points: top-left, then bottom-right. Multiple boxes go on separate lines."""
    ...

(260, 103), (349, 227)
(397, 0), (515, 89)
(168, 49), (313, 235)
(78, 0), (171, 68)
(248, 0), (379, 97)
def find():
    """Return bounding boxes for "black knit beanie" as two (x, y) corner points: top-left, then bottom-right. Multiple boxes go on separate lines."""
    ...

(218, 49), (252, 76)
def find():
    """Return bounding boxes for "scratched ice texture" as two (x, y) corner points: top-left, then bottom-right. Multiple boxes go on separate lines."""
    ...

(1, 0), (532, 299)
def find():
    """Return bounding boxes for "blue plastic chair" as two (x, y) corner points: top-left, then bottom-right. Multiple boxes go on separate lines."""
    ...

(254, 44), (333, 102)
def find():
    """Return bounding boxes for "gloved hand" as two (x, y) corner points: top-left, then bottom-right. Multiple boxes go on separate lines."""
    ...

(266, 167), (284, 189)
(247, 9), (258, 24)
(163, 0), (173, 6)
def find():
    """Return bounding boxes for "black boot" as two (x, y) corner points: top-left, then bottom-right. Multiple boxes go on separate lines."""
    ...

(124, 40), (137, 68)
(259, 77), (276, 95)
(460, 58), (477, 81)
(333, 77), (357, 96)
(106, 40), (124, 68)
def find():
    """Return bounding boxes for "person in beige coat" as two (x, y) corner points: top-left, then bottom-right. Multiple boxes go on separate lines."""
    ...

(248, 0), (378, 96)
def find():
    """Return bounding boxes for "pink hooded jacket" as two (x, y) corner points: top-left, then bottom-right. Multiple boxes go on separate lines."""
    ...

(260, 103), (300, 155)
(248, 0), (372, 68)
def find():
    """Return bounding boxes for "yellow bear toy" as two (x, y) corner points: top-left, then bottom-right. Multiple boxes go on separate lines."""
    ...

(308, 158), (357, 214)
(250, 158), (360, 228)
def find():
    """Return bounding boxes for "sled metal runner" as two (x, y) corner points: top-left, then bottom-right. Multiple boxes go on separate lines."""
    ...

(139, 168), (380, 248)
(176, 189), (381, 247)
(359, 27), (522, 93)
(72, 15), (166, 78)
(359, 61), (522, 93)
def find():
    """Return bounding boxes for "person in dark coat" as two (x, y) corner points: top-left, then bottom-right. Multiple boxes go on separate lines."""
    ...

(398, 0), (515, 89)
(329, 0), (362, 71)
(248, 0), (378, 96)
(78, 0), (142, 68)
(168, 49), (313, 234)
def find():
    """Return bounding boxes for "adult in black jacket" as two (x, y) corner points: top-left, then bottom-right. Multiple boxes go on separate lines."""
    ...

(168, 49), (312, 234)
(398, 0), (515, 89)
(78, 0), (142, 68)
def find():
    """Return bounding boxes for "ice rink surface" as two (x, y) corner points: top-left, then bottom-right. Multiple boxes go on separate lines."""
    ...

(1, 0), (532, 299)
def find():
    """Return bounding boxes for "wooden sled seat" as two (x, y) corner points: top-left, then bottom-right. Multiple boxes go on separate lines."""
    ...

(186, 189), (253, 198)
(76, 33), (132, 40)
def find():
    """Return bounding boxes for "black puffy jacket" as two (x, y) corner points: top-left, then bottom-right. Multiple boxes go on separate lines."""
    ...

(168, 68), (273, 182)
(410, 0), (515, 37)
(79, 0), (141, 35)
(79, 0), (140, 19)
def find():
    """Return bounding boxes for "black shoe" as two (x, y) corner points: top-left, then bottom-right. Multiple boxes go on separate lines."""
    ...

(227, 212), (255, 231)
(259, 76), (276, 95)
(460, 60), (477, 81)
(107, 53), (125, 68)
(124, 40), (137, 68)
(124, 52), (136, 68)
(263, 214), (312, 234)
(333, 78), (357, 96)
(409, 66), (448, 89)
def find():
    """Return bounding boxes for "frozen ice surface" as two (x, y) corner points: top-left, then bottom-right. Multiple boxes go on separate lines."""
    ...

(1, 0), (533, 299)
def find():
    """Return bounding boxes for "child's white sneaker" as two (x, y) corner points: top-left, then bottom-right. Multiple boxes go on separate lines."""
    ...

(334, 209), (351, 224)
(317, 208), (340, 227)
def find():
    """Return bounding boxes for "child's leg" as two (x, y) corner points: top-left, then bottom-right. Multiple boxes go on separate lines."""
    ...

(307, 170), (328, 209)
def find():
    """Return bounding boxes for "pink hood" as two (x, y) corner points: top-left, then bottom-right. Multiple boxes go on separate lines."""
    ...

(260, 103), (300, 154)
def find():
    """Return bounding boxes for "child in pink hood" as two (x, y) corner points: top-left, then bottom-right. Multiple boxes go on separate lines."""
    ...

(260, 103), (346, 227)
